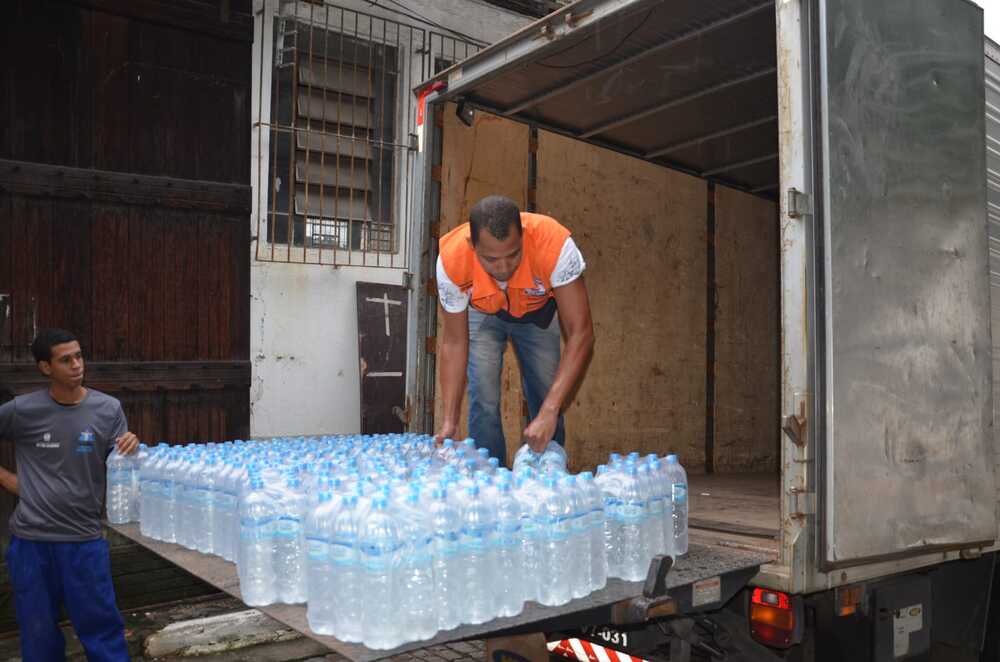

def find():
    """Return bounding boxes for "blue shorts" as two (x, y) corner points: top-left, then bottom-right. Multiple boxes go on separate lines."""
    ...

(6, 535), (129, 662)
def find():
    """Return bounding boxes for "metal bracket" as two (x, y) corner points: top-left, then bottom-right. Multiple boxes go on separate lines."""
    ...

(611, 555), (678, 625)
(782, 400), (807, 447)
(787, 187), (812, 219)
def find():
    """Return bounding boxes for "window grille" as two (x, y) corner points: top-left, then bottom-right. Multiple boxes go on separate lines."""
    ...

(253, 2), (483, 267)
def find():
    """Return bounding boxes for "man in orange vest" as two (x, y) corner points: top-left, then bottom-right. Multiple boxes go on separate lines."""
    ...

(435, 195), (595, 463)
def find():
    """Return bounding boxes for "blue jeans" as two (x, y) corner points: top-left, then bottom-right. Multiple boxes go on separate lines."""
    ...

(5, 535), (129, 662)
(467, 307), (565, 467)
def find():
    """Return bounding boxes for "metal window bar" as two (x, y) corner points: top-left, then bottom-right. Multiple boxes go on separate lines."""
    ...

(254, 1), (432, 268)
(426, 30), (484, 75)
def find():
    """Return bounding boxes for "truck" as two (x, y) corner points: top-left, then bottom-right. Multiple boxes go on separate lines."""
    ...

(406, 0), (1000, 660)
(116, 1), (1000, 660)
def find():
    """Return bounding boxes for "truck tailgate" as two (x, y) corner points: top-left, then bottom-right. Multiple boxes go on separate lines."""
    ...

(110, 523), (773, 661)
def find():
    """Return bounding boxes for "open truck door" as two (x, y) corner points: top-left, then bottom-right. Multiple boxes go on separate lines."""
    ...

(809, 0), (995, 568)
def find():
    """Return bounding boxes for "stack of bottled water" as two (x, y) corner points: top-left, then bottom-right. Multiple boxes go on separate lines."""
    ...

(595, 452), (688, 581)
(124, 435), (687, 650)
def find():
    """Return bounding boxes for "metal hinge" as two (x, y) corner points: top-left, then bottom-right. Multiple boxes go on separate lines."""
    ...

(787, 188), (812, 219)
(782, 400), (807, 447)
(789, 486), (816, 516)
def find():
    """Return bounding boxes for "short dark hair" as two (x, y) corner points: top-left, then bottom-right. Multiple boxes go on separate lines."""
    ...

(32, 328), (78, 364)
(469, 195), (522, 245)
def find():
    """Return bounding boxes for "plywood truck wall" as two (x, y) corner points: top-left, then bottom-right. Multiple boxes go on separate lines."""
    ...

(714, 186), (780, 473)
(434, 105), (779, 474)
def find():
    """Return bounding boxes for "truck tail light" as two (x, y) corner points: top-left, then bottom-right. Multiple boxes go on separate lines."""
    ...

(750, 588), (796, 648)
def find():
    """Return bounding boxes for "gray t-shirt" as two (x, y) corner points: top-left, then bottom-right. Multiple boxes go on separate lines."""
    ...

(0, 389), (127, 541)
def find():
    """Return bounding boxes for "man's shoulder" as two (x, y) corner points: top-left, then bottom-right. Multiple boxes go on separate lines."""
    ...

(10, 389), (53, 410)
(439, 222), (471, 249)
(85, 389), (122, 411)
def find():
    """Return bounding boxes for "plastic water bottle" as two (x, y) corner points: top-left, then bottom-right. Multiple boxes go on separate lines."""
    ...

(493, 478), (524, 617)
(331, 494), (363, 643)
(537, 475), (572, 606)
(539, 442), (568, 475)
(561, 474), (591, 600)
(306, 491), (337, 635)
(618, 464), (647, 581)
(578, 472), (608, 592)
(665, 455), (688, 556)
(106, 449), (133, 524)
(273, 476), (308, 604)
(161, 451), (182, 543)
(397, 489), (437, 641)
(649, 457), (675, 557)
(513, 471), (542, 603)
(138, 448), (157, 537)
(458, 484), (496, 624)
(238, 476), (277, 606)
(512, 441), (567, 475)
(197, 454), (219, 555)
(638, 463), (662, 562)
(149, 447), (170, 540)
(359, 495), (402, 650)
(429, 485), (462, 631)
(595, 464), (623, 578)
(227, 460), (249, 562)
(131, 445), (146, 523)
(177, 452), (198, 549)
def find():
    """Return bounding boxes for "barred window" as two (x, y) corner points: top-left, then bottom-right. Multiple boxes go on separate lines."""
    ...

(253, 3), (482, 267)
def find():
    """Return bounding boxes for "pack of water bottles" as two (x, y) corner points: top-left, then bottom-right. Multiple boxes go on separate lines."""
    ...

(112, 435), (688, 650)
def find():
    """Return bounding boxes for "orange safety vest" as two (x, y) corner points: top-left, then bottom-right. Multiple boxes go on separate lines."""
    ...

(438, 212), (571, 319)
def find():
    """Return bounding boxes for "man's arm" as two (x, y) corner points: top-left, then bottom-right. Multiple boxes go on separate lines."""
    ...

(0, 399), (18, 495)
(107, 402), (139, 455)
(0, 467), (18, 496)
(435, 306), (469, 443)
(522, 277), (595, 451)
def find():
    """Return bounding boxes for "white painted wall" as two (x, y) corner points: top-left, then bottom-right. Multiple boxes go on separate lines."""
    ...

(250, 0), (532, 437)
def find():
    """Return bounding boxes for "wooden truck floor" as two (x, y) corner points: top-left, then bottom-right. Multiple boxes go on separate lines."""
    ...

(687, 473), (781, 555)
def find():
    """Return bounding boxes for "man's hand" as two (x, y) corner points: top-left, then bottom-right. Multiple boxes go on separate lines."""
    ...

(522, 407), (559, 453)
(0, 466), (18, 496)
(434, 420), (459, 447)
(115, 432), (140, 456)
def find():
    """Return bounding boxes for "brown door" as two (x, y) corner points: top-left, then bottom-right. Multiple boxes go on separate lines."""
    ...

(357, 283), (408, 434)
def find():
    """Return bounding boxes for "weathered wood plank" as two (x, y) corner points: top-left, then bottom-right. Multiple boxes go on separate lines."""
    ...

(0, 360), (251, 392)
(68, 0), (253, 43)
(0, 160), (252, 213)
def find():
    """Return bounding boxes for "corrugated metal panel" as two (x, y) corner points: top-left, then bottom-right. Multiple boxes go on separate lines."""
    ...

(987, 37), (1000, 525)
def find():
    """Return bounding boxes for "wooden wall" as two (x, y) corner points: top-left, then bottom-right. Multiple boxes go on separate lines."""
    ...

(433, 106), (530, 467)
(0, 0), (253, 629)
(713, 186), (780, 472)
(433, 110), (781, 476)
(536, 130), (708, 472)
(0, 0), (252, 446)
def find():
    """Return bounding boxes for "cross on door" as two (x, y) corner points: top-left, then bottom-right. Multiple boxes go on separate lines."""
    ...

(366, 292), (402, 336)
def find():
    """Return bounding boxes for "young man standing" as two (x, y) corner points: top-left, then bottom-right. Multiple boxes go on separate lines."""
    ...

(435, 195), (595, 462)
(0, 329), (139, 662)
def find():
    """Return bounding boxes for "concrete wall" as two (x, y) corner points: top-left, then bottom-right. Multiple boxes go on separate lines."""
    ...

(249, 0), (532, 437)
